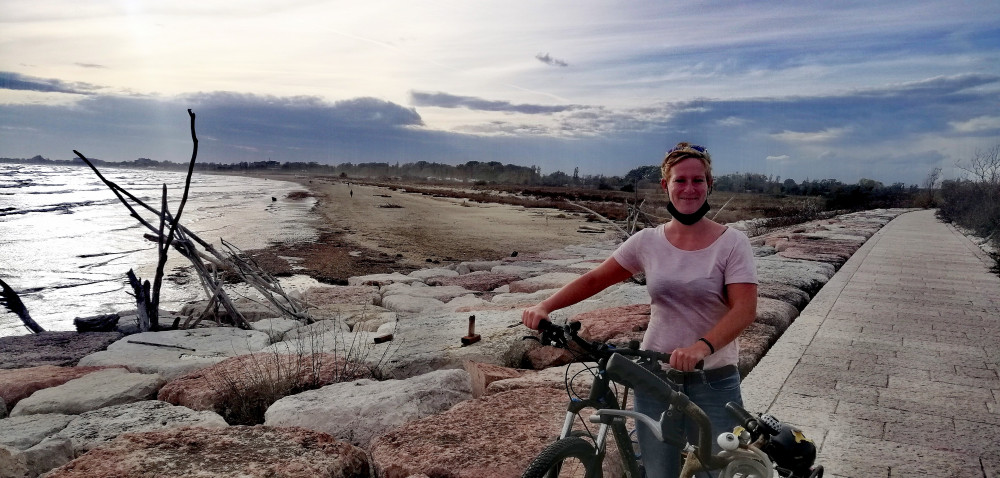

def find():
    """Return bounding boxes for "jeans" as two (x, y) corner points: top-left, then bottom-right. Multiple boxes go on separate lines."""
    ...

(633, 367), (743, 478)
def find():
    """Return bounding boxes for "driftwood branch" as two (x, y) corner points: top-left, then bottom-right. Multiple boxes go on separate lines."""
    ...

(0, 277), (44, 334)
(126, 269), (151, 331)
(149, 109), (200, 329)
(74, 109), (312, 332)
(566, 200), (630, 237)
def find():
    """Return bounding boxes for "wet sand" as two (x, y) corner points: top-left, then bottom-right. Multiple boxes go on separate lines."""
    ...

(241, 174), (612, 283)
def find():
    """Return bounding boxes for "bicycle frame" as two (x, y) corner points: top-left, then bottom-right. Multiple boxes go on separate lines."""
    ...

(554, 352), (644, 477)
(525, 320), (821, 478)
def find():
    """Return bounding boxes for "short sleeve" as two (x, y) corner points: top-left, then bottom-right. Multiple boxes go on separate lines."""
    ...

(611, 227), (651, 275)
(725, 230), (758, 285)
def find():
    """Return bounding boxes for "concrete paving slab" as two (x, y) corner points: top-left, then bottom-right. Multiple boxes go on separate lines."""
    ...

(743, 210), (1000, 477)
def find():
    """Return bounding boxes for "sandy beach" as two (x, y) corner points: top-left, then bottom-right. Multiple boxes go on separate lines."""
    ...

(242, 174), (613, 283)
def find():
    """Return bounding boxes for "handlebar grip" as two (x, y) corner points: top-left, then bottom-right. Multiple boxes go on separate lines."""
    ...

(725, 401), (754, 423)
(606, 354), (675, 404)
(725, 402), (760, 435)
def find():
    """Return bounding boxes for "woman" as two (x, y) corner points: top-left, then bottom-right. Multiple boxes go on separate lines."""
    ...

(522, 142), (758, 477)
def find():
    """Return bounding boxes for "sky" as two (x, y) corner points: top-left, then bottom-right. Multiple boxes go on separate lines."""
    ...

(1, 1), (999, 185)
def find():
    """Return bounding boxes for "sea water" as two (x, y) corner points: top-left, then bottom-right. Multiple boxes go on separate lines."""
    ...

(0, 163), (318, 337)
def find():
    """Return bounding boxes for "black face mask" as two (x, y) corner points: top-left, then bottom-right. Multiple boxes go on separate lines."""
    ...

(667, 201), (711, 225)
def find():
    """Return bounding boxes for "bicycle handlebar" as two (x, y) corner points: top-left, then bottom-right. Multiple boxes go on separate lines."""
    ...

(533, 319), (700, 368)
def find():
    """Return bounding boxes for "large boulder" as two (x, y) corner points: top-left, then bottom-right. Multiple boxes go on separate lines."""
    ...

(0, 414), (76, 477)
(180, 297), (281, 322)
(264, 369), (472, 447)
(348, 272), (420, 287)
(464, 361), (523, 398)
(754, 256), (835, 297)
(0, 413), (75, 451)
(772, 237), (860, 266)
(376, 310), (534, 378)
(381, 283), (474, 303)
(757, 283), (811, 310)
(408, 267), (459, 281)
(753, 298), (799, 335)
(53, 400), (227, 455)
(508, 272), (582, 294)
(44, 425), (368, 478)
(369, 387), (570, 478)
(10, 368), (165, 417)
(485, 362), (595, 398)
(381, 295), (446, 314)
(300, 285), (380, 306)
(0, 332), (122, 369)
(304, 303), (396, 331)
(0, 365), (125, 413)
(0, 437), (74, 478)
(427, 271), (521, 291)
(76, 327), (272, 381)
(455, 260), (502, 274)
(568, 304), (651, 344)
(737, 322), (777, 377)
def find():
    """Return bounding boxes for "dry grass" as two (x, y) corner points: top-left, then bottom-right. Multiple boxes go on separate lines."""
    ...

(211, 324), (397, 425)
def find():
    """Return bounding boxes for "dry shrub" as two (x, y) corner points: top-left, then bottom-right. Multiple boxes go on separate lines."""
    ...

(211, 326), (397, 425)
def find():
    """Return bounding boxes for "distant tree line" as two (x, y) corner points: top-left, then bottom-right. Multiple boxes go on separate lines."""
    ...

(3, 154), (921, 210)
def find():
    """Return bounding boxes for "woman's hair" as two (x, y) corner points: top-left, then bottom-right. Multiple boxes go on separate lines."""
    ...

(660, 142), (713, 185)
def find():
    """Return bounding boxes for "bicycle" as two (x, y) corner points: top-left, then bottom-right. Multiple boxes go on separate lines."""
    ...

(521, 319), (824, 478)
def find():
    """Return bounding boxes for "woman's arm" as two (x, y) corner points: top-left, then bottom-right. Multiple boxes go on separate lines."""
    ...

(669, 282), (758, 371)
(521, 256), (634, 329)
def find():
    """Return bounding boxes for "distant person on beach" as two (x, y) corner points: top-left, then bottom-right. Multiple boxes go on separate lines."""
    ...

(522, 142), (758, 477)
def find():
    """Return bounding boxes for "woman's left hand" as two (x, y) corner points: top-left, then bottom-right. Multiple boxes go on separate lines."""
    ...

(669, 341), (711, 372)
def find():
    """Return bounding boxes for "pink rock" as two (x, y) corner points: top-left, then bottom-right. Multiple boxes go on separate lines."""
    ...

(369, 387), (569, 478)
(737, 322), (777, 377)
(45, 425), (369, 478)
(776, 238), (859, 265)
(463, 361), (523, 398)
(525, 346), (575, 369)
(302, 285), (380, 306)
(508, 272), (581, 294)
(569, 304), (650, 344)
(454, 302), (533, 313)
(158, 353), (364, 412)
(427, 272), (521, 292)
(0, 365), (125, 411)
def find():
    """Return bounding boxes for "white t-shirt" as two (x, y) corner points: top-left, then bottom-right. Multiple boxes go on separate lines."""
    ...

(612, 225), (758, 369)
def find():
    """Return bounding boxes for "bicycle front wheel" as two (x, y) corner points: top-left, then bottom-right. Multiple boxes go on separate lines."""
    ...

(522, 436), (603, 478)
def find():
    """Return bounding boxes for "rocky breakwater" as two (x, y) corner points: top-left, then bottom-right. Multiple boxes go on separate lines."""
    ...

(0, 208), (912, 477)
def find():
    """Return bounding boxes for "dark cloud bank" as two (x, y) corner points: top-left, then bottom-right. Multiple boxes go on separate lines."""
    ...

(2, 71), (999, 184)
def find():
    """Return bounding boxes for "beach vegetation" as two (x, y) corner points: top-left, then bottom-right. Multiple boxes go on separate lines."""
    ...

(936, 143), (1000, 272)
(211, 320), (398, 426)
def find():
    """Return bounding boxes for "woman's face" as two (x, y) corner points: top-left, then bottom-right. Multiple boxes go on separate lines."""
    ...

(661, 157), (710, 214)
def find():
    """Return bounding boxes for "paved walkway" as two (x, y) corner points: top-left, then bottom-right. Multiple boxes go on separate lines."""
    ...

(742, 209), (1000, 477)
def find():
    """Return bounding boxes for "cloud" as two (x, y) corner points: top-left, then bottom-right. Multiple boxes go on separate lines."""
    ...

(771, 127), (851, 143)
(3, 73), (1000, 186)
(535, 53), (569, 67)
(716, 116), (748, 127)
(410, 91), (582, 114)
(950, 115), (1000, 133)
(0, 71), (100, 95)
(74, 63), (107, 69)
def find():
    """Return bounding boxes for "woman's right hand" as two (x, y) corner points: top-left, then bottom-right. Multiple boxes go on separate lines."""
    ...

(521, 304), (550, 330)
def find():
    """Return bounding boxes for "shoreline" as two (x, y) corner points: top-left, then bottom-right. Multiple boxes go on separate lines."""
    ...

(232, 172), (613, 284)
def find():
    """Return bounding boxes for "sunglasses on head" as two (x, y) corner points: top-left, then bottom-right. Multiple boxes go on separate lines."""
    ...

(667, 144), (707, 155)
